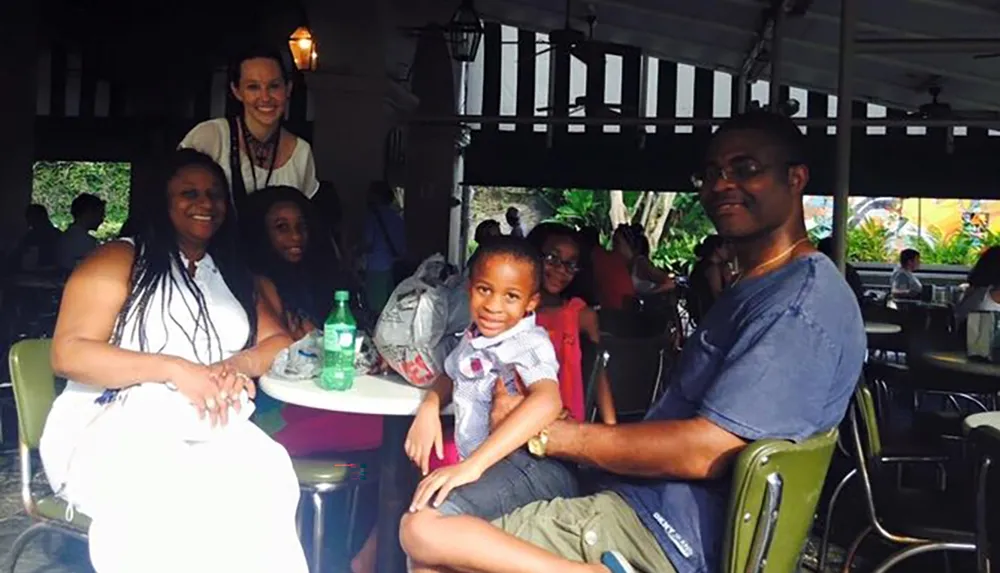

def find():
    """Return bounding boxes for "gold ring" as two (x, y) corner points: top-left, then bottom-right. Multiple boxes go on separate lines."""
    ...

(205, 398), (217, 410)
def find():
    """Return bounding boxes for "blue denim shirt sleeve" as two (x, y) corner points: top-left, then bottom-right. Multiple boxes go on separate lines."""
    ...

(698, 309), (838, 442)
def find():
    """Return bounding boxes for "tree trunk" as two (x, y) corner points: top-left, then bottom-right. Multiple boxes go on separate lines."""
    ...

(647, 192), (676, 248)
(639, 191), (655, 229)
(609, 190), (629, 228)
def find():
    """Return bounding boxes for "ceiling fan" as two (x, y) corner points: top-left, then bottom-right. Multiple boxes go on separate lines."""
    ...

(534, 0), (602, 66)
(536, 94), (631, 117)
(887, 86), (1000, 121)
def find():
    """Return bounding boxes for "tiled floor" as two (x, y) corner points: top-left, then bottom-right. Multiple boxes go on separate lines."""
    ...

(0, 454), (92, 573)
(0, 449), (846, 573)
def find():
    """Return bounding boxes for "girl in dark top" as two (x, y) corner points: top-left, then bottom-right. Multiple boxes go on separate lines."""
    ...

(243, 186), (382, 456)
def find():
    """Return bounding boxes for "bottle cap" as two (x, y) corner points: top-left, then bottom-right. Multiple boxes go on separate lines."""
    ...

(335, 290), (350, 302)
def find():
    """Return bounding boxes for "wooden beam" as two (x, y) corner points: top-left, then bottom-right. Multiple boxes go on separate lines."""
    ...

(462, 129), (1000, 199)
(583, 50), (606, 134)
(50, 44), (67, 117)
(480, 22), (502, 134)
(693, 68), (713, 136)
(515, 30), (536, 134)
(549, 41), (571, 139)
(655, 59), (677, 132)
(79, 46), (97, 118)
(806, 90), (828, 137)
(620, 46), (642, 140)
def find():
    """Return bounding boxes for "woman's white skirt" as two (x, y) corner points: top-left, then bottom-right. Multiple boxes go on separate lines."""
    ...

(42, 398), (308, 573)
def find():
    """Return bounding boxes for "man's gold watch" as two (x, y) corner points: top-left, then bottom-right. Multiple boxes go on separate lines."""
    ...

(527, 429), (550, 458)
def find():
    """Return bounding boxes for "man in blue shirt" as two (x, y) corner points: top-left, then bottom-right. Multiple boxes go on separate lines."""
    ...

(400, 111), (866, 573)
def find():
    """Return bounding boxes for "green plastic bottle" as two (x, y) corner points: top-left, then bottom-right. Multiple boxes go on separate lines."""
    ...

(319, 290), (356, 391)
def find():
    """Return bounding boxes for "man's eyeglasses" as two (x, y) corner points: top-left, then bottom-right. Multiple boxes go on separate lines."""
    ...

(692, 157), (778, 190)
(543, 253), (580, 274)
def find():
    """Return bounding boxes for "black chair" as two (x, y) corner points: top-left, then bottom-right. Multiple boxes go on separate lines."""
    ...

(968, 425), (1000, 573)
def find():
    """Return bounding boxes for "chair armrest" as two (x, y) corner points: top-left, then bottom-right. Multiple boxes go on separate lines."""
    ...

(879, 455), (948, 465)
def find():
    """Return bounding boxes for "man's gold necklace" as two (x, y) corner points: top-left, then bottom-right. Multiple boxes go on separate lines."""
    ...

(731, 237), (810, 286)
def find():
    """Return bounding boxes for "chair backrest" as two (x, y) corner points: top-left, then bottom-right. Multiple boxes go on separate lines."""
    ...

(7, 339), (56, 449)
(595, 334), (668, 421)
(969, 425), (1000, 573)
(722, 427), (838, 573)
(854, 384), (883, 459)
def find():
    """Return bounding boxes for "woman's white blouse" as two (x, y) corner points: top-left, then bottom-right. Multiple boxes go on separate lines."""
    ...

(179, 118), (320, 199)
(40, 241), (253, 490)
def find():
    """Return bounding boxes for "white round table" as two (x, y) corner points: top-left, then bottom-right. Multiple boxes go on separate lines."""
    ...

(260, 372), (451, 573)
(964, 412), (1000, 435)
(260, 373), (454, 417)
(865, 322), (902, 335)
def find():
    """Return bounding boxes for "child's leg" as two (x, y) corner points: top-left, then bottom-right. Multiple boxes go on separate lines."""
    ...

(350, 527), (377, 573)
(401, 494), (657, 573)
(435, 449), (579, 521)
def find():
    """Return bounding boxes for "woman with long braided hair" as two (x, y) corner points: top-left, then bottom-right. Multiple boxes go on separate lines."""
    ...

(40, 149), (307, 572)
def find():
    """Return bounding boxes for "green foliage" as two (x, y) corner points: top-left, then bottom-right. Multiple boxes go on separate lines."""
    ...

(32, 161), (131, 240)
(847, 219), (892, 263)
(650, 229), (702, 274)
(650, 193), (714, 274)
(545, 189), (609, 232)
(908, 226), (979, 266)
(809, 215), (892, 264)
(544, 188), (715, 272)
(669, 193), (715, 239)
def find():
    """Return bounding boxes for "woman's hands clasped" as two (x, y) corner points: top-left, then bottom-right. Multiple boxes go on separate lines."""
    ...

(168, 359), (255, 427)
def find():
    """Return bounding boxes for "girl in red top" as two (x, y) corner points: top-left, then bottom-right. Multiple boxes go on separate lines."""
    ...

(529, 223), (617, 424)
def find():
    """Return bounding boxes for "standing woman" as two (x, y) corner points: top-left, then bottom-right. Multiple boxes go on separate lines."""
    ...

(39, 150), (307, 573)
(179, 46), (319, 213)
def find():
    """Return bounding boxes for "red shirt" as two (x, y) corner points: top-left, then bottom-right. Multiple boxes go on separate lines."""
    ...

(591, 247), (635, 309)
(536, 298), (588, 422)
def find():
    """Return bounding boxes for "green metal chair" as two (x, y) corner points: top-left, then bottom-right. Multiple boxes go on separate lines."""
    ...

(840, 386), (975, 573)
(5, 338), (90, 573)
(6, 338), (376, 573)
(721, 426), (839, 573)
(817, 375), (951, 571)
(293, 453), (376, 572)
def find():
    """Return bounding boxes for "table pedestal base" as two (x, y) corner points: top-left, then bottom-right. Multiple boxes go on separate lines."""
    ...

(376, 415), (419, 573)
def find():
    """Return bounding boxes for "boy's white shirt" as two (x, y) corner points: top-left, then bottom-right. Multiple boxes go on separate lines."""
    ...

(444, 314), (559, 459)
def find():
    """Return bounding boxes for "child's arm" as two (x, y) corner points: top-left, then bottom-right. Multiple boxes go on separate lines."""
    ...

(419, 371), (455, 411)
(407, 373), (455, 475)
(580, 307), (617, 425)
(463, 378), (562, 475)
(408, 336), (562, 511)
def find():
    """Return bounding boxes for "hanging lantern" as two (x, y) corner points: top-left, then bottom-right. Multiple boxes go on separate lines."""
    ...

(446, 0), (484, 63)
(288, 26), (318, 72)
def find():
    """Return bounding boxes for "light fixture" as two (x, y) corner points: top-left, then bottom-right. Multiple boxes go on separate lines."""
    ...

(288, 26), (318, 72)
(445, 0), (484, 63)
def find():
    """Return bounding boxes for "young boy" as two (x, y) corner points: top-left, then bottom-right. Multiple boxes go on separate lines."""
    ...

(402, 236), (635, 573)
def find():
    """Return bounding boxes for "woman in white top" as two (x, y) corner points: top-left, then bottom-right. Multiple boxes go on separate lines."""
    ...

(956, 246), (1000, 322)
(179, 46), (319, 213)
(40, 149), (307, 573)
